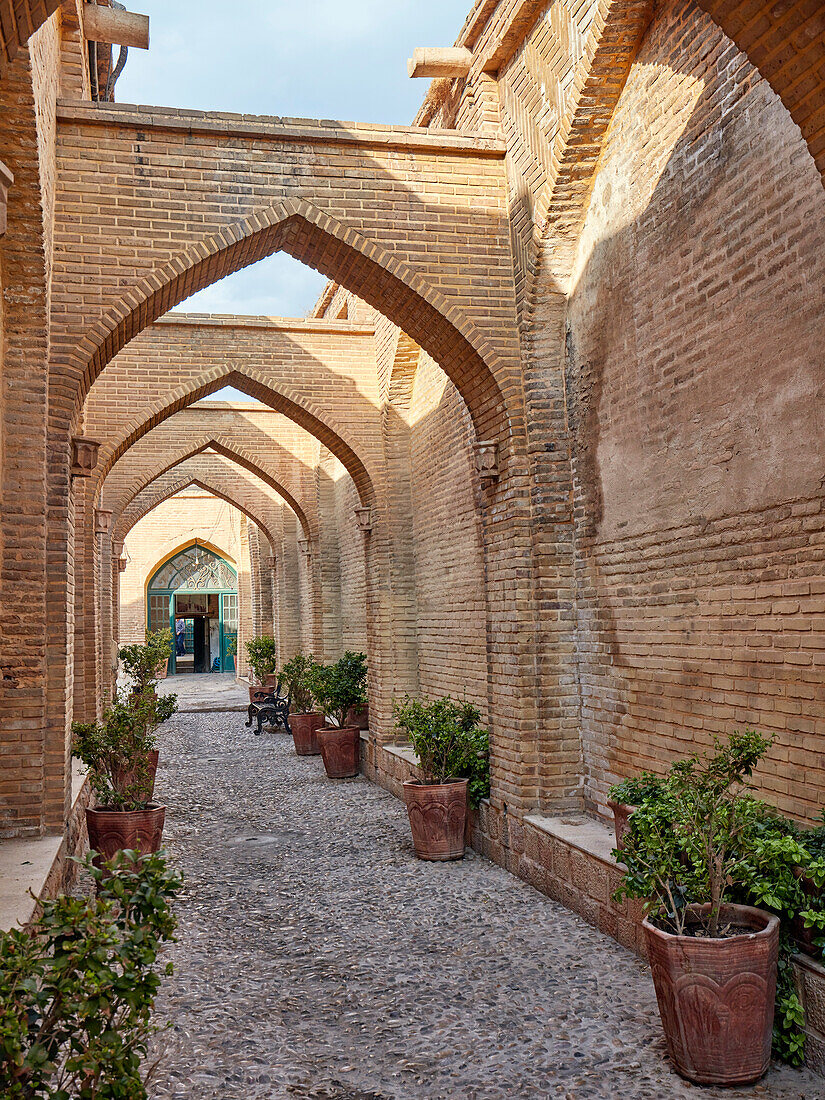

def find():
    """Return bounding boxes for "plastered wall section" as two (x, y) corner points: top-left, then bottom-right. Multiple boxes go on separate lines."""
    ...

(566, 0), (825, 822)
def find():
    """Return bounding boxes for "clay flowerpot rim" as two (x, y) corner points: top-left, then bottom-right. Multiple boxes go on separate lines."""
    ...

(642, 902), (779, 943)
(89, 802), (165, 815)
(319, 724), (360, 733)
(404, 778), (469, 790)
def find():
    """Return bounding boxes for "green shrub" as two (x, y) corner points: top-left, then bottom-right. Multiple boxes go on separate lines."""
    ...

(0, 850), (181, 1098)
(615, 730), (825, 1063)
(244, 636), (278, 684)
(311, 652), (367, 728)
(280, 652), (320, 714)
(118, 630), (173, 695)
(72, 692), (176, 811)
(608, 771), (663, 807)
(393, 695), (490, 808)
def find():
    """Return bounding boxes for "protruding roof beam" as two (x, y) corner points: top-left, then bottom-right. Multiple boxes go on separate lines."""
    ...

(407, 47), (472, 79)
(82, 5), (149, 50)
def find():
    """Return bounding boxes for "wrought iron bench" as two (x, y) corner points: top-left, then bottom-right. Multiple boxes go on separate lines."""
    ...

(245, 680), (292, 736)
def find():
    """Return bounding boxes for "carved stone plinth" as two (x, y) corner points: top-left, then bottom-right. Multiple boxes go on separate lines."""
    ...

(354, 505), (373, 532)
(94, 508), (113, 534)
(472, 440), (499, 482)
(71, 436), (101, 478)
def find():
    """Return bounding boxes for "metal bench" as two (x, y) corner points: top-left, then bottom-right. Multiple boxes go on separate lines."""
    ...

(245, 680), (292, 736)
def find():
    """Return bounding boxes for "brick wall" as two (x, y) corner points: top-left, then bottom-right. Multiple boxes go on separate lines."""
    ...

(566, 0), (825, 821)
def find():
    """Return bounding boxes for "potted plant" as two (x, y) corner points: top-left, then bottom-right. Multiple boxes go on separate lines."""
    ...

(280, 651), (322, 755)
(0, 850), (181, 1097)
(615, 731), (807, 1085)
(244, 635), (278, 700)
(607, 771), (663, 851)
(311, 651), (367, 778)
(394, 695), (490, 861)
(72, 691), (177, 867)
(119, 629), (173, 694)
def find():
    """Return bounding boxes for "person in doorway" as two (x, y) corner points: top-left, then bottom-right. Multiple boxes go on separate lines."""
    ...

(175, 617), (186, 656)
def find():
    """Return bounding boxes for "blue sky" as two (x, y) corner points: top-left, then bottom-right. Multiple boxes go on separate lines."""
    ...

(118, 0), (470, 322)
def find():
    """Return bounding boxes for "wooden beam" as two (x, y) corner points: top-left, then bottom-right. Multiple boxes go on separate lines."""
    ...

(407, 47), (472, 79)
(0, 159), (12, 237)
(82, 5), (149, 50)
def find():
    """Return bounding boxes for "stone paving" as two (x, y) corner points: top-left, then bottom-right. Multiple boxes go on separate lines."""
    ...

(148, 712), (821, 1100)
(156, 673), (249, 712)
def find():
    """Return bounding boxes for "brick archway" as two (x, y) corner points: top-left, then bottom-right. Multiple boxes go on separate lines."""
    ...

(93, 363), (376, 508)
(118, 476), (280, 553)
(103, 436), (315, 543)
(66, 199), (512, 450)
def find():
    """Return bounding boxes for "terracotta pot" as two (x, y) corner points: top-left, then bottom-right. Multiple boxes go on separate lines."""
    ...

(248, 674), (277, 703)
(403, 779), (468, 861)
(608, 799), (635, 852)
(643, 903), (779, 1086)
(86, 803), (166, 869)
(317, 725), (360, 778)
(154, 658), (168, 680)
(346, 703), (369, 730)
(111, 749), (159, 802)
(291, 711), (323, 755)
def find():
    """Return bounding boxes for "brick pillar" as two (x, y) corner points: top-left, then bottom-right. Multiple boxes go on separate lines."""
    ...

(316, 450), (343, 661)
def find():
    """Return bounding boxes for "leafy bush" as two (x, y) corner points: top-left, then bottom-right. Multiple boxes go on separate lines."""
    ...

(393, 695), (490, 807)
(615, 730), (825, 1063)
(280, 652), (320, 714)
(244, 636), (278, 684)
(0, 850), (181, 1098)
(118, 630), (173, 695)
(72, 692), (177, 811)
(608, 771), (663, 807)
(311, 652), (367, 728)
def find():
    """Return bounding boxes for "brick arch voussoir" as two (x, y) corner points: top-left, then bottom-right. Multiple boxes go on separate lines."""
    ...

(523, 0), (654, 321)
(72, 199), (510, 446)
(118, 475), (278, 552)
(94, 362), (376, 507)
(105, 435), (314, 542)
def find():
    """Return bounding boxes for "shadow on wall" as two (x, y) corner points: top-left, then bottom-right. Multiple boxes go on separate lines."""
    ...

(560, 0), (825, 818)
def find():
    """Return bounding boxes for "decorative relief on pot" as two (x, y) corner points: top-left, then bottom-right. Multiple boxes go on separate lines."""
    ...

(643, 905), (778, 1086)
(472, 440), (499, 483)
(71, 436), (101, 478)
(318, 726), (359, 777)
(403, 780), (468, 861)
(86, 805), (165, 870)
(291, 712), (323, 755)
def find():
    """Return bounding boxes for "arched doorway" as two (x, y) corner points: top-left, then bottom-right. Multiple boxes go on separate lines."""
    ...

(146, 542), (238, 674)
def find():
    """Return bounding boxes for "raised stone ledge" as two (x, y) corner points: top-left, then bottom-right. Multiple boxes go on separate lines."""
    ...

(0, 762), (90, 932)
(56, 100), (508, 157)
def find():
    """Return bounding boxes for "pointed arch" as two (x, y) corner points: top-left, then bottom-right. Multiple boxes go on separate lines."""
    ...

(103, 437), (313, 541)
(118, 476), (279, 553)
(70, 200), (509, 446)
(94, 363), (375, 506)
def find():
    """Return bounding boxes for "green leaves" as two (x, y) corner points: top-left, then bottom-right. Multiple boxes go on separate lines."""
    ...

(280, 652), (321, 714)
(243, 636), (278, 684)
(72, 694), (168, 812)
(311, 652), (367, 728)
(0, 851), (181, 1097)
(613, 730), (825, 1064)
(393, 695), (490, 806)
(118, 631), (173, 693)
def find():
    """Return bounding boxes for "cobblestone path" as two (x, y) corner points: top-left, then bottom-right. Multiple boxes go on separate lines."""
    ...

(149, 713), (819, 1100)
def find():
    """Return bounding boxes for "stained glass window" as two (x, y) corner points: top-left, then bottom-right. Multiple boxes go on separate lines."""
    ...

(148, 546), (237, 592)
